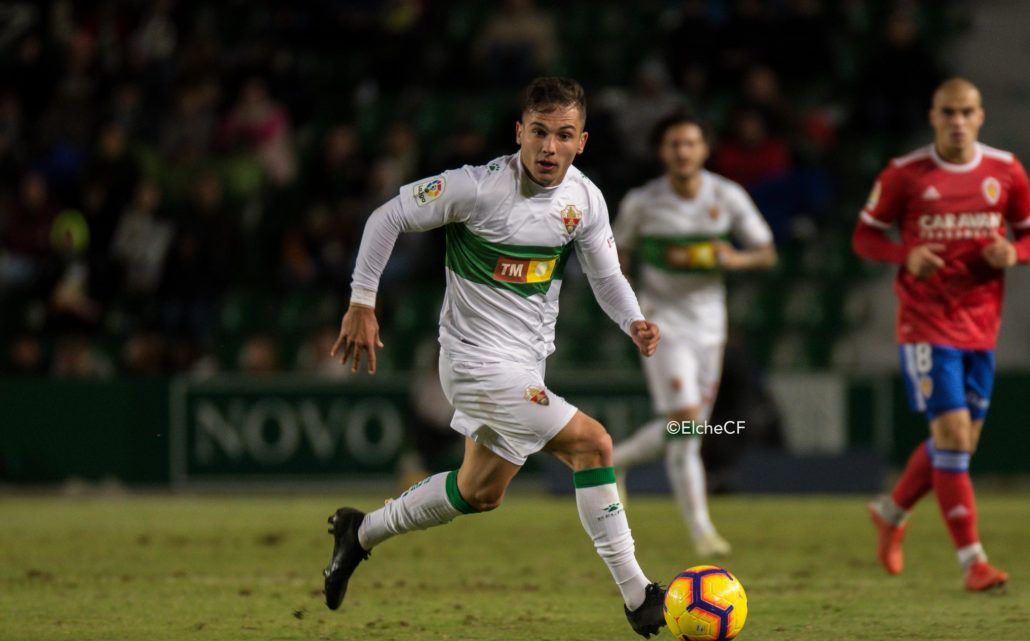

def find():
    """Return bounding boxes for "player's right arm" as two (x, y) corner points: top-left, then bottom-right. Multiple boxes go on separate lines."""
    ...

(851, 163), (945, 279)
(333, 169), (478, 373)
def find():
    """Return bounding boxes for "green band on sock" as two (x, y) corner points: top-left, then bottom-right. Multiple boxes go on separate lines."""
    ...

(445, 470), (478, 514)
(573, 466), (616, 489)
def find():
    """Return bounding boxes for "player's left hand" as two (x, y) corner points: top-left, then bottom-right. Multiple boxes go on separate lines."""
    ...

(331, 303), (384, 374)
(714, 241), (744, 270)
(630, 320), (660, 357)
(982, 232), (1017, 269)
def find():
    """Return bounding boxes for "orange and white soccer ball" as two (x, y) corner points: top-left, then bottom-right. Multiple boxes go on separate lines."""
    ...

(664, 565), (748, 641)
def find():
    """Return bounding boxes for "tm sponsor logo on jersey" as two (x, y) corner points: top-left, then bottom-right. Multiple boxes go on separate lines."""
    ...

(414, 177), (445, 206)
(493, 256), (556, 283)
(918, 211), (1002, 240)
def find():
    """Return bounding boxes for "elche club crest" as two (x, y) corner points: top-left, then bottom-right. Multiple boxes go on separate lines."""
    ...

(524, 385), (549, 406)
(560, 204), (583, 235)
(982, 176), (1000, 205)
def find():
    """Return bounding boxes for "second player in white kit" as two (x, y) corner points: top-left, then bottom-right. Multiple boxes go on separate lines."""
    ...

(612, 113), (777, 557)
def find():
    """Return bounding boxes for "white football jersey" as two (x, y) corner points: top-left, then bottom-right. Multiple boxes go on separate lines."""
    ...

(613, 171), (773, 345)
(385, 154), (625, 364)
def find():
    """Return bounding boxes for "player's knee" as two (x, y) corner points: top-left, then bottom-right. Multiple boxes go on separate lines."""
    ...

(465, 485), (505, 512)
(576, 428), (612, 469)
(459, 480), (506, 515)
(932, 412), (973, 450)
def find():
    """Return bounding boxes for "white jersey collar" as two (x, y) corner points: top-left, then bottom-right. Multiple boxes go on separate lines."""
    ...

(664, 170), (710, 201)
(930, 143), (983, 173)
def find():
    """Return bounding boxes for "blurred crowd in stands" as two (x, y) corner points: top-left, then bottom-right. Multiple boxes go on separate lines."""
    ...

(0, 0), (960, 377)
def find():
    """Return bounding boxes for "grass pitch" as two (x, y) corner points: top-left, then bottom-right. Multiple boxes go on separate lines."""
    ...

(2, 490), (1028, 640)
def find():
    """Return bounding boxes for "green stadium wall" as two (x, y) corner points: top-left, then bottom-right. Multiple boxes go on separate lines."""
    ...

(1, 372), (1028, 485)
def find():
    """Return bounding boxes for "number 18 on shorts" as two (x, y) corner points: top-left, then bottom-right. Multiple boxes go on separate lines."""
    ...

(898, 342), (995, 421)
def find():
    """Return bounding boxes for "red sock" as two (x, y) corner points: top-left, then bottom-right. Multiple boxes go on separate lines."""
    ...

(890, 438), (933, 510)
(932, 453), (979, 549)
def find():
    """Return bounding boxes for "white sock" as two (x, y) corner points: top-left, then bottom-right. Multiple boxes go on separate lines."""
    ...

(877, 495), (909, 527)
(574, 467), (650, 610)
(958, 542), (987, 571)
(665, 438), (715, 539)
(613, 418), (668, 469)
(357, 470), (476, 550)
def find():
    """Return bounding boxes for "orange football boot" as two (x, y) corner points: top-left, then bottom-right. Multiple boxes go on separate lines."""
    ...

(867, 501), (906, 575)
(964, 561), (1008, 592)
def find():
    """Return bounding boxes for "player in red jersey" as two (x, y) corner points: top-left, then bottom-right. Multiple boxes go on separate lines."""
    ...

(853, 78), (1030, 591)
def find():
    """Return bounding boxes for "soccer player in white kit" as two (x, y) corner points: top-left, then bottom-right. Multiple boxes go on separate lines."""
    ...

(323, 78), (667, 638)
(612, 113), (777, 557)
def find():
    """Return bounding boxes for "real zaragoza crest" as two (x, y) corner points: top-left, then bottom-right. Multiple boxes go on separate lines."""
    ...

(561, 204), (583, 235)
(982, 176), (1000, 205)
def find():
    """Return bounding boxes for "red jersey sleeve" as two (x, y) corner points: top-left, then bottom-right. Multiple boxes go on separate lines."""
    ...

(861, 163), (907, 227)
(1006, 158), (1030, 262)
(852, 163), (908, 264)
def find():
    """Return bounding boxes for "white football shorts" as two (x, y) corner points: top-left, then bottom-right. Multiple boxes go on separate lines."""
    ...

(439, 352), (578, 466)
(642, 335), (724, 417)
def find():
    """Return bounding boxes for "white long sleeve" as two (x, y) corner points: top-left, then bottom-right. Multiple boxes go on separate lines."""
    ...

(587, 271), (645, 336)
(349, 196), (407, 297)
(350, 168), (478, 305)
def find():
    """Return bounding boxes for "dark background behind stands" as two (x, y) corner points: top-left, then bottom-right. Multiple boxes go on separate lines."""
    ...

(0, 1), (964, 379)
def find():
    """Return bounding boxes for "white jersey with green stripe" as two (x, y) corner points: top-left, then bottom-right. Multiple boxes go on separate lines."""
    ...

(353, 153), (628, 365)
(613, 171), (773, 344)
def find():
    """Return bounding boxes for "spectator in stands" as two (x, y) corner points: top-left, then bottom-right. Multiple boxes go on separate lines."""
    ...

(161, 83), (218, 166)
(47, 208), (101, 330)
(712, 108), (792, 190)
(160, 174), (232, 344)
(715, 0), (772, 91)
(664, 0), (718, 98)
(6, 334), (45, 375)
(87, 122), (139, 214)
(110, 178), (173, 301)
(122, 330), (167, 376)
(607, 58), (688, 169)
(296, 324), (351, 379)
(853, 8), (941, 137)
(474, 0), (558, 87)
(220, 77), (296, 186)
(770, 0), (834, 88)
(307, 124), (368, 206)
(0, 92), (24, 192)
(238, 333), (281, 374)
(51, 334), (113, 379)
(2, 172), (60, 289)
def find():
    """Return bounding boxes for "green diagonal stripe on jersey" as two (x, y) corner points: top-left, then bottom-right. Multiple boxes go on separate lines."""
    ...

(445, 223), (573, 298)
(639, 234), (731, 272)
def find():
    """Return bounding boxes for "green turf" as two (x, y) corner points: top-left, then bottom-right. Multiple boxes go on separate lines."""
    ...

(2, 491), (1028, 640)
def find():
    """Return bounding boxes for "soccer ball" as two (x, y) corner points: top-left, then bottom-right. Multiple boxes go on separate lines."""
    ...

(663, 565), (748, 641)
